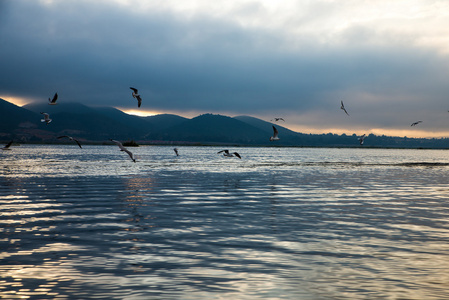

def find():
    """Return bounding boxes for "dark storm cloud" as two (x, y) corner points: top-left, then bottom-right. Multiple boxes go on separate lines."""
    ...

(2, 0), (449, 135)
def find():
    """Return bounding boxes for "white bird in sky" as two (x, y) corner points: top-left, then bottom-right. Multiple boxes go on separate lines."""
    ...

(40, 112), (52, 124)
(217, 149), (241, 159)
(58, 135), (82, 148)
(340, 100), (349, 116)
(1, 140), (13, 150)
(110, 139), (136, 162)
(129, 87), (142, 108)
(48, 92), (58, 105)
(270, 125), (280, 141)
(411, 121), (422, 126)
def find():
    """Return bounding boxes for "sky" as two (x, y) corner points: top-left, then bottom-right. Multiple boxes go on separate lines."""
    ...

(1, 0), (449, 138)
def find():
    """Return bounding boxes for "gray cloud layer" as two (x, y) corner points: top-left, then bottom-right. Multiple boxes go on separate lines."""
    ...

(2, 0), (449, 135)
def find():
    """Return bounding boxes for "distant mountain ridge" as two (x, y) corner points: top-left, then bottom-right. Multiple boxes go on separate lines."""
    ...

(2, 98), (449, 148)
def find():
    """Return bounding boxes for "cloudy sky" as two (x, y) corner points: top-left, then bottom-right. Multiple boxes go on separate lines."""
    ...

(1, 0), (449, 137)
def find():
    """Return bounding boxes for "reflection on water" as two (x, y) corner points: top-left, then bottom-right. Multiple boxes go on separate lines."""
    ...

(1, 146), (449, 299)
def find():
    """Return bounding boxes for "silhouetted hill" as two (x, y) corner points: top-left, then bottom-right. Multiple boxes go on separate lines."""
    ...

(143, 114), (188, 130)
(94, 106), (156, 135)
(0, 99), (40, 131)
(161, 114), (268, 143)
(2, 99), (449, 147)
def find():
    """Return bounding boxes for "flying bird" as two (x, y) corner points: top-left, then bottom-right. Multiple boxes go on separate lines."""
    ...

(411, 121), (422, 126)
(48, 93), (58, 105)
(271, 118), (285, 122)
(129, 87), (142, 108)
(110, 139), (136, 162)
(270, 125), (280, 141)
(1, 140), (13, 150)
(340, 101), (349, 116)
(217, 149), (241, 159)
(40, 112), (52, 125)
(358, 134), (366, 145)
(57, 135), (82, 148)
(174, 148), (179, 156)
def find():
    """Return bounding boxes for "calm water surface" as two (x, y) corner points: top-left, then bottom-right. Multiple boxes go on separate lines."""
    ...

(1, 145), (449, 299)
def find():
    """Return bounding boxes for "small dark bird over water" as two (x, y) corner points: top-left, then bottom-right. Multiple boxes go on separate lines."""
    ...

(1, 140), (13, 150)
(217, 149), (241, 159)
(58, 135), (82, 148)
(111, 139), (136, 162)
(40, 112), (52, 125)
(340, 100), (349, 116)
(48, 93), (58, 105)
(174, 148), (179, 156)
(270, 125), (279, 141)
(411, 121), (422, 126)
(129, 87), (142, 108)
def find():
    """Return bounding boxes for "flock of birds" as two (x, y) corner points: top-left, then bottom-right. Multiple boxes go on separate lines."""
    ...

(2, 86), (284, 162)
(1, 94), (425, 159)
(3, 88), (145, 161)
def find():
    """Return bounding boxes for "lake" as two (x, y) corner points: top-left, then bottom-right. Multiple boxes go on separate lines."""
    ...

(1, 145), (449, 299)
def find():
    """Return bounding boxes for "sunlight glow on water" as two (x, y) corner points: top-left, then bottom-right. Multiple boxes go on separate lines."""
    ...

(2, 145), (449, 299)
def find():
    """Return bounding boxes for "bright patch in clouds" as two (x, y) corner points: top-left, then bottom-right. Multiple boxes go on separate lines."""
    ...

(1, 96), (33, 107)
(117, 108), (159, 117)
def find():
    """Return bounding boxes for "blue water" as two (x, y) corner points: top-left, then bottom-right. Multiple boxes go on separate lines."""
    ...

(1, 145), (449, 299)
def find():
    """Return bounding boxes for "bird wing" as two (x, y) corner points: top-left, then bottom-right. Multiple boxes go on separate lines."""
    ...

(111, 139), (125, 150)
(130, 87), (138, 93)
(233, 152), (241, 159)
(123, 149), (136, 162)
(57, 135), (69, 139)
(52, 93), (58, 102)
(74, 139), (82, 148)
(136, 95), (142, 107)
(272, 126), (278, 138)
(217, 150), (229, 154)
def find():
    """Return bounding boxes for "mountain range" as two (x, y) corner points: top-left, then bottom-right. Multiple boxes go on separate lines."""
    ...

(1, 98), (449, 148)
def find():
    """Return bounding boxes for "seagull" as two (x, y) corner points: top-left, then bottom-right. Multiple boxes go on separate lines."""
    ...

(110, 139), (136, 162)
(57, 135), (82, 148)
(1, 140), (13, 150)
(271, 118), (285, 122)
(129, 87), (142, 108)
(217, 149), (241, 159)
(270, 125), (280, 141)
(358, 134), (366, 145)
(340, 100), (349, 116)
(40, 112), (52, 125)
(411, 121), (422, 126)
(48, 93), (58, 105)
(174, 148), (179, 156)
